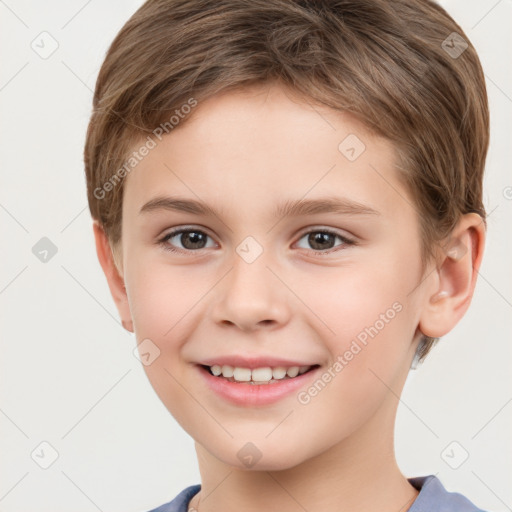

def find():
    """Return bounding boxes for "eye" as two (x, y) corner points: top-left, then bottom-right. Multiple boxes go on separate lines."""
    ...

(158, 227), (355, 255)
(158, 228), (216, 253)
(295, 228), (355, 253)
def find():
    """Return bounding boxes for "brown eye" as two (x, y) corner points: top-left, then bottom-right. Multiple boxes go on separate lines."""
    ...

(296, 229), (354, 253)
(160, 229), (215, 252)
(178, 231), (208, 249)
(308, 232), (336, 250)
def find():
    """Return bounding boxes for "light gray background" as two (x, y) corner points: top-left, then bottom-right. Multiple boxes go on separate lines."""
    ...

(1, 1), (510, 511)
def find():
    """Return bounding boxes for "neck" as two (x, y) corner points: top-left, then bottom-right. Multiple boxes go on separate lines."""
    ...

(192, 392), (418, 512)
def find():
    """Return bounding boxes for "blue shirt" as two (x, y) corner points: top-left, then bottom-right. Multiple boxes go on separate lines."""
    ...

(146, 475), (488, 512)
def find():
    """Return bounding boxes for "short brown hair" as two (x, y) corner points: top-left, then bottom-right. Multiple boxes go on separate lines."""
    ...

(84, 0), (490, 359)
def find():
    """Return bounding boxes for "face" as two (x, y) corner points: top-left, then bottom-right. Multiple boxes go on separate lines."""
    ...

(116, 83), (429, 470)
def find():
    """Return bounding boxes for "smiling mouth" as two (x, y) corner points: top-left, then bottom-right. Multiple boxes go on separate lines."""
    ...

(200, 364), (320, 384)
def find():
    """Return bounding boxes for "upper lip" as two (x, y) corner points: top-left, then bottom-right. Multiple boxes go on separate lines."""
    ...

(199, 356), (318, 369)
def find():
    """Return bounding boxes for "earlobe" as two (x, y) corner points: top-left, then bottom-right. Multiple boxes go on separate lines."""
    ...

(419, 213), (486, 339)
(92, 221), (134, 333)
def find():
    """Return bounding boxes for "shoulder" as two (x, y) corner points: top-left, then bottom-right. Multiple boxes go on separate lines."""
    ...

(143, 477), (489, 512)
(143, 484), (201, 512)
(408, 475), (488, 512)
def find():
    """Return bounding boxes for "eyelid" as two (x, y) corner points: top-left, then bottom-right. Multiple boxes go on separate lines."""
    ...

(160, 224), (215, 239)
(295, 225), (355, 242)
(158, 225), (218, 251)
(157, 225), (356, 254)
(293, 226), (356, 255)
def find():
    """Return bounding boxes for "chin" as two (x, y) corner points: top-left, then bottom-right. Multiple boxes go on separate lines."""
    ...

(232, 457), (303, 472)
(218, 444), (309, 472)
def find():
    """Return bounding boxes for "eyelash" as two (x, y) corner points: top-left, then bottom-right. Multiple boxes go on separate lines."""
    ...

(157, 227), (356, 256)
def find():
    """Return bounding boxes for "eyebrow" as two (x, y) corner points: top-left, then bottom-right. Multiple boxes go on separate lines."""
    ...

(139, 195), (380, 219)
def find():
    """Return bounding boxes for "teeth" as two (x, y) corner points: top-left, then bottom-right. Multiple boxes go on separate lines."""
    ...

(221, 365), (234, 377)
(233, 367), (251, 382)
(286, 366), (299, 378)
(272, 367), (287, 380)
(251, 367), (273, 382)
(208, 364), (313, 382)
(210, 365), (222, 376)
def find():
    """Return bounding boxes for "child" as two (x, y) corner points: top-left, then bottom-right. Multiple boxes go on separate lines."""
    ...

(84, 0), (490, 510)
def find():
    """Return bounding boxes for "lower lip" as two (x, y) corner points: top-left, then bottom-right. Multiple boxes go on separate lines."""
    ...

(197, 365), (320, 407)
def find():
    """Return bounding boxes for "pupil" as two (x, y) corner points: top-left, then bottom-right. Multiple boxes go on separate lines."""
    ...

(309, 232), (333, 250)
(182, 231), (206, 249)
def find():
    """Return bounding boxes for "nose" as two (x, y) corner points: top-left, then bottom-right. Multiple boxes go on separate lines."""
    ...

(211, 250), (291, 332)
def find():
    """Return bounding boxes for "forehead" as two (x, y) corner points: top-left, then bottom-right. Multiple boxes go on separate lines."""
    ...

(122, 83), (411, 225)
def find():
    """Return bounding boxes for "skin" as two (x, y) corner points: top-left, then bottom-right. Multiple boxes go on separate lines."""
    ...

(94, 82), (485, 512)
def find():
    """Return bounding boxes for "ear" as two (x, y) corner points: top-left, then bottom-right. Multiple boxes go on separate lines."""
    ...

(92, 221), (134, 333)
(419, 213), (486, 338)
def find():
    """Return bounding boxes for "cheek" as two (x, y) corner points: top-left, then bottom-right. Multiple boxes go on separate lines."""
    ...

(291, 269), (413, 443)
(125, 262), (206, 427)
(293, 251), (418, 390)
(125, 258), (212, 389)
(127, 258), (207, 336)
(299, 260), (410, 341)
